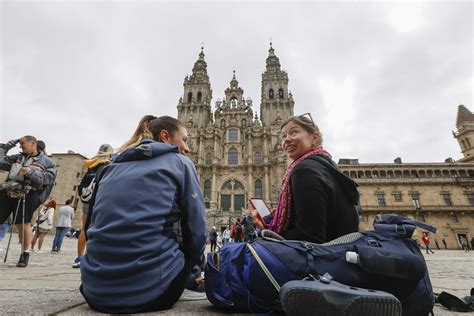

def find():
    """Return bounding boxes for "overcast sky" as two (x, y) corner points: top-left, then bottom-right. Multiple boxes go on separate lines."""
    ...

(1, 1), (472, 163)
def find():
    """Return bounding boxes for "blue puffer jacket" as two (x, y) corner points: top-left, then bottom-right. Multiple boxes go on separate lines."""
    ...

(80, 140), (207, 312)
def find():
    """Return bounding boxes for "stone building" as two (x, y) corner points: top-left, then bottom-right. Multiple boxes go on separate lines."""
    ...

(48, 152), (86, 228)
(176, 46), (473, 248)
(177, 45), (293, 230)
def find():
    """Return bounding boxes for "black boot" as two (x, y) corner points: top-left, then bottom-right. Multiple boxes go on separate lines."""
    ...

(16, 252), (29, 268)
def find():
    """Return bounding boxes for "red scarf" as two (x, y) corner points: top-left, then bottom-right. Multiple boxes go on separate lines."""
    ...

(269, 146), (331, 234)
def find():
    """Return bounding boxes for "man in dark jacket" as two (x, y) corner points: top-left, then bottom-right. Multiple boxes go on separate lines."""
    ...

(0, 136), (56, 267)
(80, 116), (207, 313)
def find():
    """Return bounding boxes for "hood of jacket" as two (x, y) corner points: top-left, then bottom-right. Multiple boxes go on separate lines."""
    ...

(114, 139), (179, 163)
(307, 155), (360, 206)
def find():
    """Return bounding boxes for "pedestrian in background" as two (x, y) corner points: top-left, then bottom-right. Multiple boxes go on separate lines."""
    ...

(421, 232), (435, 254)
(30, 200), (55, 253)
(222, 227), (230, 245)
(209, 226), (218, 252)
(52, 199), (74, 253)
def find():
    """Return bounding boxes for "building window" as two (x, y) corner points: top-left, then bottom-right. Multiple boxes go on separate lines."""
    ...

(228, 148), (238, 165)
(418, 214), (426, 222)
(73, 185), (77, 192)
(376, 193), (386, 206)
(255, 180), (262, 198)
(187, 92), (192, 103)
(227, 128), (239, 142)
(220, 180), (245, 212)
(393, 192), (403, 201)
(204, 180), (211, 200)
(466, 192), (474, 206)
(220, 119), (226, 128)
(278, 88), (284, 99)
(205, 153), (213, 165)
(269, 88), (274, 99)
(241, 119), (247, 128)
(254, 152), (262, 165)
(411, 193), (421, 209)
(441, 192), (453, 206)
(197, 91), (202, 102)
(76, 172), (81, 178)
(452, 214), (460, 223)
(220, 195), (231, 211)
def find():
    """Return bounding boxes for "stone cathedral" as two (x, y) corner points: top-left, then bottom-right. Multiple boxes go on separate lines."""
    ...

(177, 45), (294, 229)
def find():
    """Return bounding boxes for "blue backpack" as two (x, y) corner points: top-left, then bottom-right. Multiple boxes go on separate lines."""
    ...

(205, 214), (436, 315)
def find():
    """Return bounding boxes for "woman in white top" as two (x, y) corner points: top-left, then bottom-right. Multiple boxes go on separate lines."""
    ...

(30, 200), (56, 253)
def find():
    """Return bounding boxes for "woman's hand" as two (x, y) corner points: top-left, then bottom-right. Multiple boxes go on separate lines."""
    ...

(251, 210), (266, 229)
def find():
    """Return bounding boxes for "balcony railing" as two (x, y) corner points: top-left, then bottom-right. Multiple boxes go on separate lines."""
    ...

(359, 205), (473, 212)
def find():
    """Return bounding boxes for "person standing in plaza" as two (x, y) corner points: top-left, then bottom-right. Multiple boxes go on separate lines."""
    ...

(459, 235), (470, 253)
(209, 226), (218, 252)
(73, 144), (113, 268)
(51, 199), (74, 253)
(421, 232), (435, 254)
(0, 136), (56, 267)
(80, 116), (206, 313)
(222, 227), (230, 245)
(30, 200), (56, 253)
(231, 218), (244, 243)
(241, 214), (255, 242)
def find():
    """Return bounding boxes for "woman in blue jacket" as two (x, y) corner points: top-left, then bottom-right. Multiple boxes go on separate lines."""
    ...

(80, 116), (207, 313)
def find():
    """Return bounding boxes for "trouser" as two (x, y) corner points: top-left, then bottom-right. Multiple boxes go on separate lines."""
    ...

(81, 266), (189, 313)
(0, 190), (39, 225)
(52, 227), (68, 251)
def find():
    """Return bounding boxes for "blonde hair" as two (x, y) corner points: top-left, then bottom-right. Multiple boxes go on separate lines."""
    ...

(281, 115), (323, 146)
(116, 115), (156, 153)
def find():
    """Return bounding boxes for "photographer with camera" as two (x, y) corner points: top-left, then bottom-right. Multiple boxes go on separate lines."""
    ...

(0, 136), (56, 267)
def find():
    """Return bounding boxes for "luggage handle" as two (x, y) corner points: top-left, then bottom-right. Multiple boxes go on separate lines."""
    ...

(260, 229), (285, 241)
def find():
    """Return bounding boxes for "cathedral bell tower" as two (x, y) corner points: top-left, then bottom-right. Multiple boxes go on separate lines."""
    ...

(260, 43), (294, 127)
(177, 47), (213, 129)
(453, 104), (474, 162)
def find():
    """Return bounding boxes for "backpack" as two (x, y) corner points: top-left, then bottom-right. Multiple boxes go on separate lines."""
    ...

(79, 164), (107, 203)
(80, 175), (97, 203)
(205, 214), (436, 315)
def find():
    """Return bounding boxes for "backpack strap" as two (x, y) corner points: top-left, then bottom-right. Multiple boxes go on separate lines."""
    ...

(374, 214), (437, 237)
(246, 243), (281, 292)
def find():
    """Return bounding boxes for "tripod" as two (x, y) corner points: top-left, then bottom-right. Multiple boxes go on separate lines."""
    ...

(3, 188), (27, 263)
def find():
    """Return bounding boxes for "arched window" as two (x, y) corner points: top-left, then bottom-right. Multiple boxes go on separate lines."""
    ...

(228, 148), (238, 165)
(227, 128), (239, 142)
(220, 180), (245, 212)
(278, 88), (284, 99)
(220, 119), (226, 128)
(254, 152), (262, 165)
(204, 180), (211, 199)
(197, 91), (202, 102)
(205, 153), (213, 165)
(230, 97), (237, 107)
(187, 92), (192, 103)
(255, 180), (262, 198)
(269, 88), (274, 99)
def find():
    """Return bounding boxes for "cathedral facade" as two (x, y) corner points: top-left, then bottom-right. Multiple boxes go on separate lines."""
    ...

(176, 45), (293, 229)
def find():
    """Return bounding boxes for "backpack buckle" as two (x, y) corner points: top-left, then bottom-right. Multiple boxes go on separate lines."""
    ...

(395, 225), (406, 236)
(367, 239), (381, 247)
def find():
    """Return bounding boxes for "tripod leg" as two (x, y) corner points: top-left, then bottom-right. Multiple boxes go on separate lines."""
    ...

(3, 197), (21, 263)
(21, 194), (26, 252)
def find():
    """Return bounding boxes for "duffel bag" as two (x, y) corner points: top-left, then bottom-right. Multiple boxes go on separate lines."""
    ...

(205, 214), (436, 315)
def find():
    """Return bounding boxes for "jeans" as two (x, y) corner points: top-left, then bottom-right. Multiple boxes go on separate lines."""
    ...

(0, 224), (10, 241)
(52, 227), (68, 251)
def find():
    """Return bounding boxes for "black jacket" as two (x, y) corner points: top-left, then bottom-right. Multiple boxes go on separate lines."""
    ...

(280, 154), (359, 243)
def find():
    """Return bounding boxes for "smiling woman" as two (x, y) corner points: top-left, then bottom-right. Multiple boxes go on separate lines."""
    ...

(252, 114), (360, 243)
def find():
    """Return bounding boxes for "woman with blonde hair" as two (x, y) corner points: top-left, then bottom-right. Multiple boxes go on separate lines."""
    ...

(30, 199), (56, 253)
(115, 115), (156, 154)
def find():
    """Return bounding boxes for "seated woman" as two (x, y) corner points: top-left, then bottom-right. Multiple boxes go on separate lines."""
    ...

(80, 116), (207, 313)
(253, 114), (359, 243)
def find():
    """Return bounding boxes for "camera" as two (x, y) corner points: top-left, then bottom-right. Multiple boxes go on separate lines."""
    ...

(0, 181), (22, 191)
